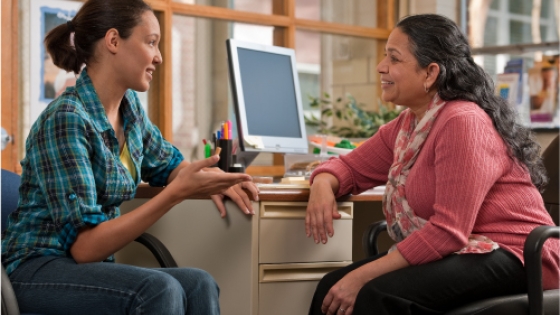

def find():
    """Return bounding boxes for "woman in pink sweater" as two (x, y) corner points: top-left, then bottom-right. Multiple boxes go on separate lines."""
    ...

(306, 14), (559, 315)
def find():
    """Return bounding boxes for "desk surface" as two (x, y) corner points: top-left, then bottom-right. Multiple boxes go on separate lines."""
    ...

(134, 184), (384, 202)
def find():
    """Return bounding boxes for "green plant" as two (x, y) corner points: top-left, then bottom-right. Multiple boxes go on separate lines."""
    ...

(305, 93), (402, 138)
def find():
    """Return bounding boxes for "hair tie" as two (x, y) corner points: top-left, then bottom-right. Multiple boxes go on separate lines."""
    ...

(67, 21), (75, 33)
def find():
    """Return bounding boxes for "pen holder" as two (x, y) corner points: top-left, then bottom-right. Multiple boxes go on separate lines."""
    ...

(228, 155), (245, 173)
(217, 139), (232, 172)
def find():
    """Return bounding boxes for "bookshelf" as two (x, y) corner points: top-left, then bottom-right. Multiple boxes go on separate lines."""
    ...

(472, 41), (560, 131)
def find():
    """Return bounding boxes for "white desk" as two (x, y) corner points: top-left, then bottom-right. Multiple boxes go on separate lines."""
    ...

(116, 186), (385, 315)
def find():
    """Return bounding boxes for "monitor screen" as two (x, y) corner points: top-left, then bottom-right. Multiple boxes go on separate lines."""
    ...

(226, 39), (308, 156)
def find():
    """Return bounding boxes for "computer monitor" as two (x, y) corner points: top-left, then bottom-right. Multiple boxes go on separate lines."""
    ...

(226, 39), (308, 167)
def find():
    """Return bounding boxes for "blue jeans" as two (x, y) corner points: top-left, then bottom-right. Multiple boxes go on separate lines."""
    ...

(8, 256), (220, 315)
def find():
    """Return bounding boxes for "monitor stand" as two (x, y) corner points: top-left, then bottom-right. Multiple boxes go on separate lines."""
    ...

(234, 150), (260, 171)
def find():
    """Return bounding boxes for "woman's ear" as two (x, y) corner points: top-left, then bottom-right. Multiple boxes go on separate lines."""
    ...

(104, 28), (120, 54)
(426, 62), (440, 90)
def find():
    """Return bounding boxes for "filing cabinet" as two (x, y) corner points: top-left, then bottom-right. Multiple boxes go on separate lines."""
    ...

(257, 201), (353, 314)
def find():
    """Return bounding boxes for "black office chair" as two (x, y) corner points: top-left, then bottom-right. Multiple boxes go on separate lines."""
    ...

(362, 135), (560, 315)
(1, 169), (178, 315)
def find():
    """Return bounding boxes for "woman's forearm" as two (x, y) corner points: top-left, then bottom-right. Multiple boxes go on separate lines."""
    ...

(70, 156), (251, 263)
(352, 250), (410, 284)
(69, 186), (183, 263)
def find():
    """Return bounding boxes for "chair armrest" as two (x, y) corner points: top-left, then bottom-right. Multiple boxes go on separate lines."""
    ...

(2, 264), (20, 315)
(362, 220), (388, 257)
(523, 225), (559, 315)
(135, 232), (178, 268)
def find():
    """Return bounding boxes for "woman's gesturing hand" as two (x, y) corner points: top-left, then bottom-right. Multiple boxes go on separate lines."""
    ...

(306, 173), (341, 244)
(169, 155), (252, 199)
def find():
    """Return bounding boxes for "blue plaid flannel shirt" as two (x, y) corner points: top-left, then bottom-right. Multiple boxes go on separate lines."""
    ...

(1, 69), (183, 274)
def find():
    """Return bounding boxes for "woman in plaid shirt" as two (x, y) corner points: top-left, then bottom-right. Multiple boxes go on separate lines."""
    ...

(1, 0), (258, 314)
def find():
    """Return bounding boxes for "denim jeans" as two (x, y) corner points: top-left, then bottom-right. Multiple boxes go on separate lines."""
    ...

(309, 248), (527, 315)
(9, 256), (220, 315)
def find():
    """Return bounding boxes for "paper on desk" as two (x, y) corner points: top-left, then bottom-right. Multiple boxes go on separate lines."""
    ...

(244, 136), (264, 149)
(257, 183), (310, 189)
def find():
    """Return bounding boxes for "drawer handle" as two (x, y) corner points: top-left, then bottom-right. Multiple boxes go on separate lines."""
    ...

(260, 202), (352, 219)
(259, 262), (352, 282)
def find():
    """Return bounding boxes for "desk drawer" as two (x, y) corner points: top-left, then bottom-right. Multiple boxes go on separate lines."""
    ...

(258, 262), (351, 315)
(259, 202), (353, 264)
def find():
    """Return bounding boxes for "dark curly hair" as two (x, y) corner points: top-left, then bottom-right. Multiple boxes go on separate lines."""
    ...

(396, 14), (548, 191)
(44, 0), (152, 74)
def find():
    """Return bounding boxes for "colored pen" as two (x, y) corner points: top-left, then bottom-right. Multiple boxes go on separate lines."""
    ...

(223, 122), (229, 140)
(226, 120), (232, 140)
(204, 142), (211, 158)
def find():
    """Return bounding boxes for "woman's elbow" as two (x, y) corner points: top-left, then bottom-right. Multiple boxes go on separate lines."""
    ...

(69, 227), (104, 264)
(69, 245), (98, 264)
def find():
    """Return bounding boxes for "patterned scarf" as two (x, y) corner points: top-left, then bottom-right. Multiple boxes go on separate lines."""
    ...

(382, 94), (498, 254)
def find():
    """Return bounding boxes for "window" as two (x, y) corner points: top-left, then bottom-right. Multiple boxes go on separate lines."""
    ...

(164, 0), (395, 172)
(171, 16), (274, 160)
(468, 0), (559, 75)
(295, 0), (378, 28)
(466, 0), (560, 128)
(5, 0), (396, 174)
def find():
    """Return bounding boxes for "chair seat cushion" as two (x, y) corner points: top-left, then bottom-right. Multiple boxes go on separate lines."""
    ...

(446, 289), (559, 315)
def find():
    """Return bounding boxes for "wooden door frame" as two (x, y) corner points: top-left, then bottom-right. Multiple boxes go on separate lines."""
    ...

(1, 0), (20, 173)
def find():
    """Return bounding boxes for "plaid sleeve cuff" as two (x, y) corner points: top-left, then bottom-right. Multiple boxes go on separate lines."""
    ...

(58, 207), (108, 252)
(148, 146), (184, 187)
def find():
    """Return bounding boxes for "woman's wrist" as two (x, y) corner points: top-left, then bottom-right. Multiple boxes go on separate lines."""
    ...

(346, 267), (373, 286)
(312, 173), (339, 194)
(161, 181), (186, 207)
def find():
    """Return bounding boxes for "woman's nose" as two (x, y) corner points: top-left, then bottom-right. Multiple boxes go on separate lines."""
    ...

(154, 49), (163, 64)
(377, 59), (387, 73)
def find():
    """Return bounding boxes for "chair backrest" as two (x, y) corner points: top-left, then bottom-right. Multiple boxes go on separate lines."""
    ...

(1, 169), (24, 315)
(1, 169), (21, 233)
(541, 135), (559, 226)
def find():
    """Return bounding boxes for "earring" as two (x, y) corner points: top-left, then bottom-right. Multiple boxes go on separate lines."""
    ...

(424, 83), (429, 93)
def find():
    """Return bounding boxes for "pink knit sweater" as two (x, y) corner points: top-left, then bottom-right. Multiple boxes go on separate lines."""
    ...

(311, 100), (559, 290)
